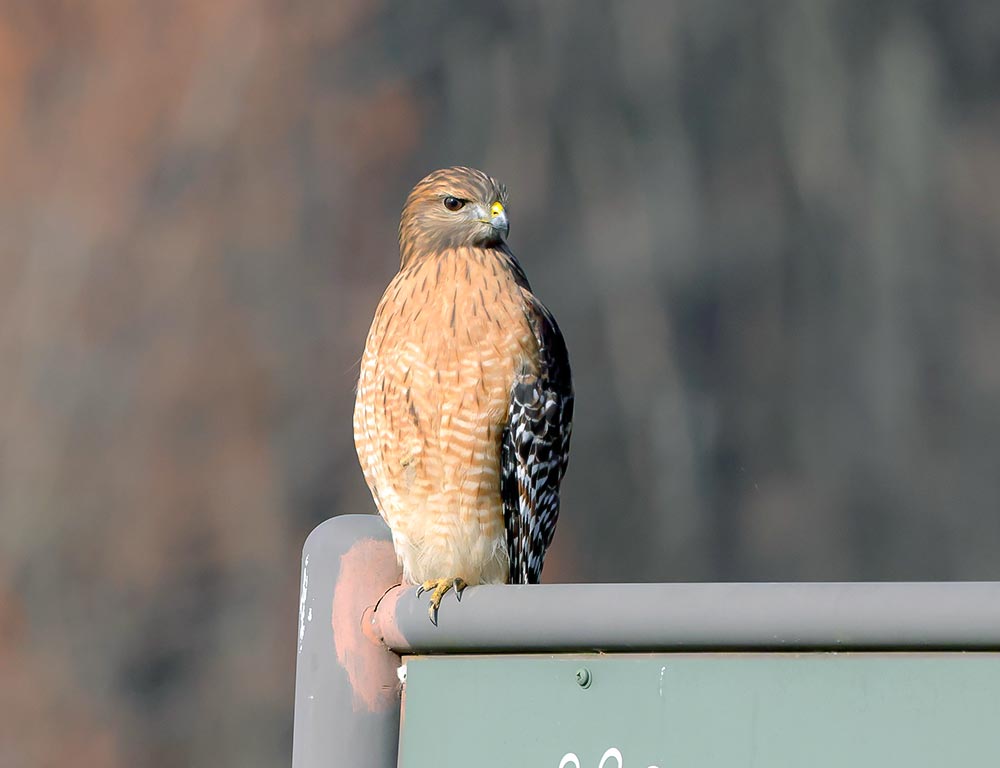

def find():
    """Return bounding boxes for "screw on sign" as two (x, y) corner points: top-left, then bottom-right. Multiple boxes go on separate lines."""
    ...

(559, 747), (660, 768)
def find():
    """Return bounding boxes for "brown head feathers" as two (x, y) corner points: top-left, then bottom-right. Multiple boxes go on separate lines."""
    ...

(399, 167), (510, 268)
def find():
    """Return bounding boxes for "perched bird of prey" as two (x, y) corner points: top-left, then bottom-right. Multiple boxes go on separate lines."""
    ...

(354, 167), (573, 622)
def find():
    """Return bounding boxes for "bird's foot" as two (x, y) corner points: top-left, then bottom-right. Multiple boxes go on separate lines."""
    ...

(416, 577), (467, 625)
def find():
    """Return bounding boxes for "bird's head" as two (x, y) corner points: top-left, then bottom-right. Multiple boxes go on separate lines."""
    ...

(399, 166), (509, 267)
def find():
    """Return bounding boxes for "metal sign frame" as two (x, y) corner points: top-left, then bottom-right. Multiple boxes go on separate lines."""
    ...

(292, 514), (1000, 767)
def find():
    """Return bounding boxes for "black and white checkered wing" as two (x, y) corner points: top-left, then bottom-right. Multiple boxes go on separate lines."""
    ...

(501, 301), (573, 585)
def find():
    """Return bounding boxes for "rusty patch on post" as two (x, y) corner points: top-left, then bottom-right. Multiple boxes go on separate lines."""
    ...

(331, 537), (401, 712)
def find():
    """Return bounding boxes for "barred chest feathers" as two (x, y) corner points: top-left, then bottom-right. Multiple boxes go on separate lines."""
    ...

(353, 247), (538, 586)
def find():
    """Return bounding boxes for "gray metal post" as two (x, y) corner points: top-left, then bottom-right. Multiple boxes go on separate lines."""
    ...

(292, 514), (402, 768)
(294, 515), (1000, 766)
(374, 580), (1000, 653)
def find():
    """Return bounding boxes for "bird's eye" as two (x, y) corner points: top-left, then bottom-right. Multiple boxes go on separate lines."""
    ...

(443, 196), (465, 212)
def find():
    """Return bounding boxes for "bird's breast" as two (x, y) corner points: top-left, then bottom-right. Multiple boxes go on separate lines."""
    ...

(353, 248), (538, 583)
(378, 249), (539, 402)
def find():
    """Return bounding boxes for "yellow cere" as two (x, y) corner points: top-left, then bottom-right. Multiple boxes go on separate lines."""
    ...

(490, 201), (505, 218)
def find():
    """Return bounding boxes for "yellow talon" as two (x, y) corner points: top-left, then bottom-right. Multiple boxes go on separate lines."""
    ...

(417, 577), (467, 625)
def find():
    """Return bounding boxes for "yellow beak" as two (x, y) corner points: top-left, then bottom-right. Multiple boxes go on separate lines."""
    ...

(489, 201), (509, 237)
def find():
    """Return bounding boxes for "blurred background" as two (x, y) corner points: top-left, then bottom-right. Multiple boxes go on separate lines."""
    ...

(3, 0), (1000, 765)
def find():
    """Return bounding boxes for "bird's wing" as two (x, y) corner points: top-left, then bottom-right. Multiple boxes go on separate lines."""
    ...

(501, 298), (573, 585)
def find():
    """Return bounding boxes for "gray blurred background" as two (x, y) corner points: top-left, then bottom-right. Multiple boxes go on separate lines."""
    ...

(3, 1), (1000, 765)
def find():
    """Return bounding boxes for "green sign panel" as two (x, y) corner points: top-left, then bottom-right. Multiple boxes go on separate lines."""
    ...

(400, 653), (1000, 767)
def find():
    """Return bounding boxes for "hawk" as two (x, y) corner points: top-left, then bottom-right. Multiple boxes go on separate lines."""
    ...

(353, 167), (573, 622)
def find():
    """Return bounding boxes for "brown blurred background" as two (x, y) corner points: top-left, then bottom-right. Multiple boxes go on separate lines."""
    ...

(3, 1), (1000, 765)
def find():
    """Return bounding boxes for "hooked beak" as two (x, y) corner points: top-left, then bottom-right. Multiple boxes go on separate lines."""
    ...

(488, 201), (509, 238)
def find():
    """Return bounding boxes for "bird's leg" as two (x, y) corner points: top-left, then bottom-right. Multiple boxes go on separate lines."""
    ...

(415, 577), (467, 625)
